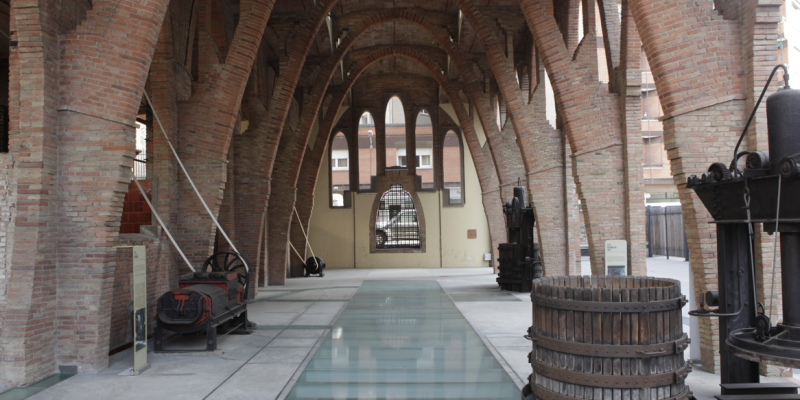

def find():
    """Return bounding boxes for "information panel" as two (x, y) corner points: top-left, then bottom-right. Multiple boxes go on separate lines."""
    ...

(604, 240), (628, 276)
(132, 246), (150, 374)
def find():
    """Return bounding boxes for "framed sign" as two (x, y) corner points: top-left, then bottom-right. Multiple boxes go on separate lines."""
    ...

(604, 240), (628, 276)
(132, 246), (150, 374)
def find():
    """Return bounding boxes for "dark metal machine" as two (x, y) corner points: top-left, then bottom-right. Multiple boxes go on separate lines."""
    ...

(304, 256), (326, 277)
(497, 186), (542, 292)
(687, 64), (800, 398)
(154, 252), (253, 352)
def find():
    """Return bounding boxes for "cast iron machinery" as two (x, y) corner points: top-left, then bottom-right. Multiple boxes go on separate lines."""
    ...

(304, 256), (326, 277)
(687, 64), (800, 397)
(154, 252), (253, 352)
(497, 185), (542, 292)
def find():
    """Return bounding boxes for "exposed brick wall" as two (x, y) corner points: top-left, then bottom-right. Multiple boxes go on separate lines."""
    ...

(663, 100), (746, 372)
(631, 0), (745, 117)
(172, 0), (275, 272)
(457, 0), (574, 276)
(631, 0), (782, 374)
(617, 0), (647, 275)
(0, 0), (171, 386)
(110, 242), (165, 353)
(523, 0), (645, 276)
(2, 0), (62, 386)
(0, 154), (14, 335)
(120, 181), (153, 235)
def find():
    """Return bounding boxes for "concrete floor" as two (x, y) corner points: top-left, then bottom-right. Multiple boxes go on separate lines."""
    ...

(5, 261), (798, 399)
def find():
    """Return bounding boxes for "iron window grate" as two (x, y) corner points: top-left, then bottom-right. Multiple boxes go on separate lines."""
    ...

(375, 184), (420, 249)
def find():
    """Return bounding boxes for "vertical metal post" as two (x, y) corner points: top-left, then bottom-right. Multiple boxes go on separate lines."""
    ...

(646, 206), (653, 258)
(781, 233), (800, 326)
(684, 220), (689, 261)
(717, 223), (759, 384)
(665, 209), (669, 260)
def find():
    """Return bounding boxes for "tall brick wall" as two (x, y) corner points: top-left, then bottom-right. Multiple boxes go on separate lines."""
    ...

(0, 153), (14, 334)
(663, 101), (746, 371)
(631, 0), (784, 374)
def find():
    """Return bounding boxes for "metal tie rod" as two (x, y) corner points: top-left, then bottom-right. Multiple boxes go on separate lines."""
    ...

(143, 91), (249, 273)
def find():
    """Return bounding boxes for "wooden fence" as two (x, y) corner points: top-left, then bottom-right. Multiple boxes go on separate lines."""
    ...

(646, 205), (688, 259)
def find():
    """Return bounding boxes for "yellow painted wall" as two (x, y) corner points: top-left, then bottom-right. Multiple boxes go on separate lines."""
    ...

(307, 107), (491, 269)
(440, 140), (491, 267)
(306, 155), (356, 269)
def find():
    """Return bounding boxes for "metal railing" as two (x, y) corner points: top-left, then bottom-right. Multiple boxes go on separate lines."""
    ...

(133, 150), (147, 179)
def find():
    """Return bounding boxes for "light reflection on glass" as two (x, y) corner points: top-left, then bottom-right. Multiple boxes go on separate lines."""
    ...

(284, 281), (521, 399)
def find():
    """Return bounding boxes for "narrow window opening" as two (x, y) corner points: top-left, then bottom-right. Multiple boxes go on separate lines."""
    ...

(443, 131), (463, 205)
(133, 121), (147, 179)
(330, 132), (349, 207)
(357, 112), (376, 191)
(385, 96), (406, 169)
(415, 110), (434, 189)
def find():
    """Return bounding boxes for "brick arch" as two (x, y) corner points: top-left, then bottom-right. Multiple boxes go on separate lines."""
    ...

(264, 10), (528, 222)
(270, 45), (508, 282)
(518, 0), (644, 275)
(262, 8), (488, 178)
(58, 0), (170, 121)
(629, 0), (744, 118)
(262, 10), (548, 276)
(447, 1), (572, 274)
(169, 0), (276, 271)
(202, 0), (231, 61)
(258, 10), (510, 281)
(627, 0), (751, 373)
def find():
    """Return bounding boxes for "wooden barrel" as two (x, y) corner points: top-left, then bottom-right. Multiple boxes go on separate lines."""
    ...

(528, 276), (691, 400)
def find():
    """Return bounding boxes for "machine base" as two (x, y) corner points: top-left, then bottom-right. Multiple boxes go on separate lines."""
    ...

(154, 303), (251, 353)
(728, 324), (800, 368)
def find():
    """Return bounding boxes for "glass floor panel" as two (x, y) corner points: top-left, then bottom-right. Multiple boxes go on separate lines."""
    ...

(284, 281), (521, 400)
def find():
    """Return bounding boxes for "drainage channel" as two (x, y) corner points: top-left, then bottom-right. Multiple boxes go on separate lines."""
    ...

(282, 280), (521, 399)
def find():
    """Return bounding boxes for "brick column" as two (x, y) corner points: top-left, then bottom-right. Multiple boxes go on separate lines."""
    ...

(0, 0), (61, 386)
(663, 100), (746, 372)
(233, 171), (269, 296)
(54, 111), (136, 373)
(619, 0), (647, 275)
(217, 144), (237, 254)
(266, 186), (297, 285)
(173, 126), (229, 272)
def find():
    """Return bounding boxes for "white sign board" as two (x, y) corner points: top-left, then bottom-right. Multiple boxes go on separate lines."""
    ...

(604, 240), (628, 276)
(132, 246), (150, 375)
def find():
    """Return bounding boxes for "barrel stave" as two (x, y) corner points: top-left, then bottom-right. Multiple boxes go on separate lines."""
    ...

(530, 276), (689, 400)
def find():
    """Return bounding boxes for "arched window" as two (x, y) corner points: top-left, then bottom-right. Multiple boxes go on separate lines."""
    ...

(330, 132), (349, 207)
(357, 112), (375, 191)
(385, 96), (406, 169)
(414, 109), (434, 189)
(375, 184), (419, 249)
(443, 130), (463, 205)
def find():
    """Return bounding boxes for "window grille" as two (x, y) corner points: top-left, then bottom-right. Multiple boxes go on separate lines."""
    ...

(133, 122), (147, 179)
(375, 184), (420, 249)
